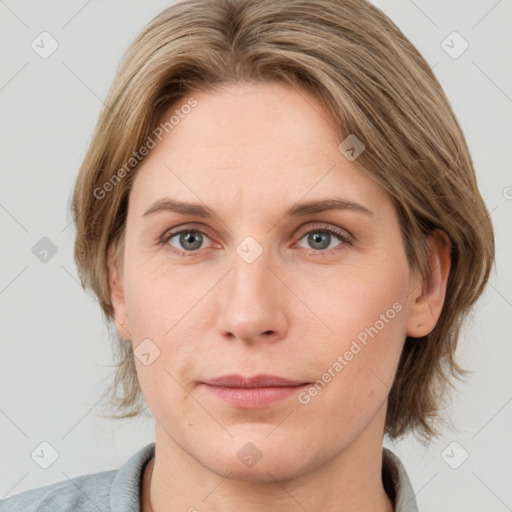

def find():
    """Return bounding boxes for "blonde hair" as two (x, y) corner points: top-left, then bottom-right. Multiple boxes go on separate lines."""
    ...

(72, 0), (495, 440)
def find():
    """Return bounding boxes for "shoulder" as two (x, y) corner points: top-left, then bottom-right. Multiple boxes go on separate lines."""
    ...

(0, 470), (116, 512)
(0, 443), (155, 512)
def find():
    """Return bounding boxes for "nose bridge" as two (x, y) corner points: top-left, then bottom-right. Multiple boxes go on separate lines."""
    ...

(231, 246), (272, 301)
(229, 231), (275, 297)
(215, 238), (288, 342)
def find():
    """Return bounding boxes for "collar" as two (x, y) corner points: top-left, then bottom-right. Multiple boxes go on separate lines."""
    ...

(382, 447), (419, 511)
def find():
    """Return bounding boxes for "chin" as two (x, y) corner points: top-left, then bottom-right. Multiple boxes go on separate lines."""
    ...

(201, 449), (309, 483)
(189, 429), (320, 483)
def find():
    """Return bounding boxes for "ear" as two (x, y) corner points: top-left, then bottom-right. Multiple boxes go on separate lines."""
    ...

(406, 230), (451, 338)
(107, 243), (132, 341)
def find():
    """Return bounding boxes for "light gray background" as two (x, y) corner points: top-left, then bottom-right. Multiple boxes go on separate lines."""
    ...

(1, 1), (511, 510)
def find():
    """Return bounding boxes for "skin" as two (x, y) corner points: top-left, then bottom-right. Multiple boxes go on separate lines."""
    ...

(108, 81), (451, 512)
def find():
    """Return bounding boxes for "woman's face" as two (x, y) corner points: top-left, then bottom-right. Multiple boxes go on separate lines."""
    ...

(111, 81), (424, 480)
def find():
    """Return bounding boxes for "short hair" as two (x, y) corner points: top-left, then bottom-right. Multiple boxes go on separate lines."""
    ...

(72, 0), (495, 440)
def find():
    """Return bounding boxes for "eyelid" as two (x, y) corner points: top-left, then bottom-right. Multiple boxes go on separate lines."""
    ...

(294, 221), (353, 241)
(161, 222), (215, 241)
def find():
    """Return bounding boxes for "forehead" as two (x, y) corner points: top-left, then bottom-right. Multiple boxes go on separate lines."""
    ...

(129, 82), (387, 216)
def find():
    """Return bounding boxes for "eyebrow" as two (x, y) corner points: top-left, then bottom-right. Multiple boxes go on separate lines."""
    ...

(142, 197), (374, 219)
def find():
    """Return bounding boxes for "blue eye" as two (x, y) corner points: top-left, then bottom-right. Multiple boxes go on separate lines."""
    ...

(161, 224), (352, 257)
(297, 227), (350, 252)
(165, 229), (210, 252)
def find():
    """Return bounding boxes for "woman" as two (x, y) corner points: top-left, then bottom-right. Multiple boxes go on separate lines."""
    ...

(0, 0), (494, 510)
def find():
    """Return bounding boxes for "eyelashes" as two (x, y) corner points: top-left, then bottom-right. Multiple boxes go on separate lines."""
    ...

(295, 226), (352, 253)
(159, 223), (354, 258)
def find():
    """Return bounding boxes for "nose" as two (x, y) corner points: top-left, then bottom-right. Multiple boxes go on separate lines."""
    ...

(215, 247), (289, 345)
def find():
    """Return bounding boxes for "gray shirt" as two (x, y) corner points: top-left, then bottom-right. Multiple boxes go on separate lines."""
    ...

(0, 443), (418, 511)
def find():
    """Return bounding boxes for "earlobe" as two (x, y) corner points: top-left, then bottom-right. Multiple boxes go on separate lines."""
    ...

(406, 230), (451, 338)
(107, 243), (132, 341)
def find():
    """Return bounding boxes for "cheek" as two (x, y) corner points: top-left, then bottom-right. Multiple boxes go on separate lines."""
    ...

(123, 252), (209, 339)
(294, 262), (409, 400)
(121, 255), (215, 401)
(296, 260), (408, 343)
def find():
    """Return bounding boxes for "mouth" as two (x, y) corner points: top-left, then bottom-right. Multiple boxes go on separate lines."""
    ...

(200, 374), (310, 408)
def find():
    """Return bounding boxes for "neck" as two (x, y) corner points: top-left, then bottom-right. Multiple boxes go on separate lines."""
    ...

(142, 418), (394, 512)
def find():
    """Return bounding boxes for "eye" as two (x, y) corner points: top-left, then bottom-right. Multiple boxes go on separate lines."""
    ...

(163, 228), (213, 254)
(160, 224), (352, 257)
(296, 226), (352, 253)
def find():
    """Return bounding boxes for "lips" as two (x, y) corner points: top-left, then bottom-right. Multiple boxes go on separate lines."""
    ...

(201, 374), (310, 408)
(204, 374), (307, 388)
